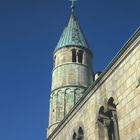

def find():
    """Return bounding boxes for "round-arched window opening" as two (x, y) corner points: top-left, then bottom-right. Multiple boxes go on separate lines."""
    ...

(78, 50), (83, 63)
(107, 97), (116, 109)
(77, 127), (84, 140)
(72, 132), (77, 140)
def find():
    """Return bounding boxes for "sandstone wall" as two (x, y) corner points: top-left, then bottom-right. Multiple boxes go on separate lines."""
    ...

(47, 32), (140, 140)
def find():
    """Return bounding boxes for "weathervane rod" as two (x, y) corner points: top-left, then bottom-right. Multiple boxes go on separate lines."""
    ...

(69, 0), (77, 12)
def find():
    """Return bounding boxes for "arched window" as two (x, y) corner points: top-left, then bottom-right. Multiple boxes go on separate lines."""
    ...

(106, 97), (119, 140)
(71, 49), (84, 63)
(98, 106), (108, 125)
(78, 50), (83, 63)
(107, 97), (116, 113)
(72, 49), (76, 62)
(77, 127), (84, 140)
(97, 100), (120, 140)
(98, 106), (108, 139)
(72, 132), (77, 140)
(74, 88), (83, 104)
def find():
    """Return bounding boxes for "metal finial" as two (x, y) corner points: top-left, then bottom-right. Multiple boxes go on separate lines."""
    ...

(69, 0), (77, 13)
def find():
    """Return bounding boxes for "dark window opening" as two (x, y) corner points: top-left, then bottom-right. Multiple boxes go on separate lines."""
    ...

(98, 106), (106, 124)
(107, 98), (116, 140)
(107, 120), (115, 140)
(78, 50), (83, 63)
(98, 98), (120, 140)
(72, 132), (77, 140)
(77, 127), (84, 140)
(107, 97), (116, 109)
(72, 49), (76, 62)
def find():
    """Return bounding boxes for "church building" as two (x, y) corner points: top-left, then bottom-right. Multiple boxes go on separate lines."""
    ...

(47, 1), (140, 140)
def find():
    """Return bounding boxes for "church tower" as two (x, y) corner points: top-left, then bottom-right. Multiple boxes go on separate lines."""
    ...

(48, 2), (93, 134)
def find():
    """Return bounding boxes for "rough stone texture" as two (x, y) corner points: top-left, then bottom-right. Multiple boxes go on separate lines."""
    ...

(52, 64), (91, 90)
(47, 30), (140, 139)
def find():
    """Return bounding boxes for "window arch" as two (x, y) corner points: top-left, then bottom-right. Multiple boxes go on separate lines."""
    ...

(97, 99), (120, 140)
(98, 106), (107, 139)
(78, 50), (83, 63)
(72, 132), (77, 140)
(98, 106), (107, 125)
(106, 97), (119, 140)
(107, 97), (116, 109)
(71, 49), (84, 63)
(74, 88), (83, 104)
(77, 127), (84, 140)
(72, 49), (76, 62)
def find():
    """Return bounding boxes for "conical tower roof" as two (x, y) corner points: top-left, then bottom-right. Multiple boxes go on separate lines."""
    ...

(55, 12), (88, 52)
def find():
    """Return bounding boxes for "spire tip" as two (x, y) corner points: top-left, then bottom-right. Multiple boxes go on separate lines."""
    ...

(69, 0), (77, 13)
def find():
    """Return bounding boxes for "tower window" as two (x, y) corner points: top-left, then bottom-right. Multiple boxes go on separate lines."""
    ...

(78, 50), (83, 63)
(72, 49), (84, 63)
(72, 49), (76, 62)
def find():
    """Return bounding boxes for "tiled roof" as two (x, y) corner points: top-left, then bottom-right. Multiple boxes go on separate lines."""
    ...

(55, 13), (88, 51)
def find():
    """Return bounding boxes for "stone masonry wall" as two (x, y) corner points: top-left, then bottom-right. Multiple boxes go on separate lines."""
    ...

(47, 32), (140, 140)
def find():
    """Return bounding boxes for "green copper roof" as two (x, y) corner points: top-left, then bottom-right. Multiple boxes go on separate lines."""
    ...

(55, 13), (88, 51)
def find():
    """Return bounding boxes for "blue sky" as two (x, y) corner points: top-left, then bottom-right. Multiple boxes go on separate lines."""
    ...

(0, 0), (139, 140)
